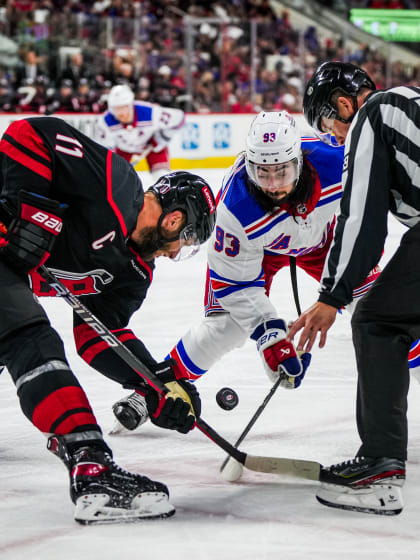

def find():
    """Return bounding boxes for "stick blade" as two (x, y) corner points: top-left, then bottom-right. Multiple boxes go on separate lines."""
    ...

(244, 455), (321, 481)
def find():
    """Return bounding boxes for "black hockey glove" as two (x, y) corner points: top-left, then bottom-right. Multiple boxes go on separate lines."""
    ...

(145, 359), (201, 434)
(0, 191), (67, 275)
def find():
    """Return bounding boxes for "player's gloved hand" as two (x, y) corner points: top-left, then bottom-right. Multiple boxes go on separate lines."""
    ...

(0, 191), (67, 275)
(278, 352), (311, 389)
(145, 358), (201, 434)
(251, 319), (311, 387)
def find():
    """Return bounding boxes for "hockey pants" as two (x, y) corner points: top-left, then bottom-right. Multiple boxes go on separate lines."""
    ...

(0, 259), (100, 436)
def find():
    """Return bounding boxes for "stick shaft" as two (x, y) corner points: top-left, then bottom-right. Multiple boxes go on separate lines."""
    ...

(40, 266), (168, 394)
(289, 255), (302, 316)
(39, 266), (247, 463)
(219, 377), (282, 471)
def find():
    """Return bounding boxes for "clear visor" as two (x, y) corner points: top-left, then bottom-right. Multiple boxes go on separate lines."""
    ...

(320, 115), (335, 134)
(313, 104), (340, 146)
(249, 160), (299, 191)
(172, 224), (200, 261)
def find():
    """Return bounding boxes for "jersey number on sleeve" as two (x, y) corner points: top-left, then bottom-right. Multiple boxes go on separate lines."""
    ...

(159, 111), (171, 125)
(214, 226), (240, 257)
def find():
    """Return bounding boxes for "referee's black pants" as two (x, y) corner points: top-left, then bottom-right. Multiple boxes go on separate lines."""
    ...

(351, 221), (420, 461)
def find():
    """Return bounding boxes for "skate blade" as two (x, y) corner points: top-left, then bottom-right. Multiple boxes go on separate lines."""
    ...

(108, 417), (148, 436)
(74, 492), (176, 524)
(108, 419), (129, 435)
(316, 483), (403, 516)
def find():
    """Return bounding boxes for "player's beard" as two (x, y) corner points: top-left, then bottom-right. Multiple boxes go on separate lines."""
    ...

(264, 189), (290, 203)
(134, 226), (171, 261)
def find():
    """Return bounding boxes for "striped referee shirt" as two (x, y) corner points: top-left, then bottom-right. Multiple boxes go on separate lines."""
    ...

(319, 85), (420, 308)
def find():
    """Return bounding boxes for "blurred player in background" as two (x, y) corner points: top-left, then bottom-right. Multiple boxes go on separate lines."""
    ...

(93, 84), (185, 182)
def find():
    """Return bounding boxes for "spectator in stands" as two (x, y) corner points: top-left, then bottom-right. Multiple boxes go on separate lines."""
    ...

(14, 47), (44, 89)
(17, 75), (50, 113)
(0, 78), (16, 112)
(58, 52), (91, 88)
(47, 79), (78, 113)
(0, 0), (418, 116)
(75, 78), (101, 113)
(304, 26), (319, 54)
(230, 89), (255, 113)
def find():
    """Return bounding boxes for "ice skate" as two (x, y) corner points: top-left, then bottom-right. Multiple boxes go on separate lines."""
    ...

(317, 456), (405, 516)
(48, 434), (175, 524)
(110, 391), (149, 434)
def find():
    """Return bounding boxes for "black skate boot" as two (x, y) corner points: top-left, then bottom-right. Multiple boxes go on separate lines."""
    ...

(48, 432), (175, 524)
(110, 391), (149, 434)
(317, 456), (405, 515)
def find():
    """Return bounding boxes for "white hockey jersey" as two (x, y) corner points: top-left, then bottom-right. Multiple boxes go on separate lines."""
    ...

(168, 137), (420, 382)
(93, 101), (184, 161)
(207, 138), (345, 335)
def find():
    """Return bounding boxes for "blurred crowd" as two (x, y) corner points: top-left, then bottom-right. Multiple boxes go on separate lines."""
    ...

(0, 0), (419, 115)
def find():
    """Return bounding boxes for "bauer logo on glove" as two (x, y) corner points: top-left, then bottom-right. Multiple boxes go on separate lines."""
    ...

(256, 330), (280, 350)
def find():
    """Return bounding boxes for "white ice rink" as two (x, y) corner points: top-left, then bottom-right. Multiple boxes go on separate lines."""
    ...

(1, 169), (419, 560)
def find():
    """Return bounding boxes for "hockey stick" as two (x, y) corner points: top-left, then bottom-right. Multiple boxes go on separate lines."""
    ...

(130, 144), (154, 167)
(39, 265), (320, 481)
(289, 256), (302, 316)
(219, 256), (303, 475)
(219, 376), (282, 472)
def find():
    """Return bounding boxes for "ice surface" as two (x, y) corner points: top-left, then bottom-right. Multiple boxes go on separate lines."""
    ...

(1, 170), (419, 560)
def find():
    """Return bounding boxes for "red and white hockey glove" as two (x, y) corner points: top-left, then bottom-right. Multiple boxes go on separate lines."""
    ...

(0, 190), (67, 274)
(145, 359), (201, 434)
(251, 319), (311, 388)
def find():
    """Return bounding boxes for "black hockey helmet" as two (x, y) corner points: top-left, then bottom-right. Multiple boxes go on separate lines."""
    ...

(303, 61), (376, 134)
(148, 171), (217, 245)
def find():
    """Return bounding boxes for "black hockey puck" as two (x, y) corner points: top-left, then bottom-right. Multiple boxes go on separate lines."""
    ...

(216, 387), (239, 410)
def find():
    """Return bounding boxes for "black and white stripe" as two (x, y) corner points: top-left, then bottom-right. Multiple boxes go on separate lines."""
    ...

(319, 86), (420, 308)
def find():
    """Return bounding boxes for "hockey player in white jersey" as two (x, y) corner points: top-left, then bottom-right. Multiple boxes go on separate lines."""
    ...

(93, 84), (185, 181)
(111, 110), (382, 431)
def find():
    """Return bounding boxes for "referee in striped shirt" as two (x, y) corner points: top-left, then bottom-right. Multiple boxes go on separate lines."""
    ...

(288, 61), (420, 515)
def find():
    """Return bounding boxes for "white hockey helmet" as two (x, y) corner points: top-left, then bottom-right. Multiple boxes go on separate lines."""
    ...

(245, 111), (302, 191)
(107, 84), (134, 110)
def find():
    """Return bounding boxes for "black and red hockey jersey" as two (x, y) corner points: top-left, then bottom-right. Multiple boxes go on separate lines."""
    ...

(0, 116), (160, 388)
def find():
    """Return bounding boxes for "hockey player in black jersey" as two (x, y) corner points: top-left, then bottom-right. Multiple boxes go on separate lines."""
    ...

(0, 116), (216, 524)
(289, 62), (420, 515)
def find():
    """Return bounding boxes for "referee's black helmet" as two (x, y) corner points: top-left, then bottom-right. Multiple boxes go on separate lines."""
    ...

(303, 62), (376, 134)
